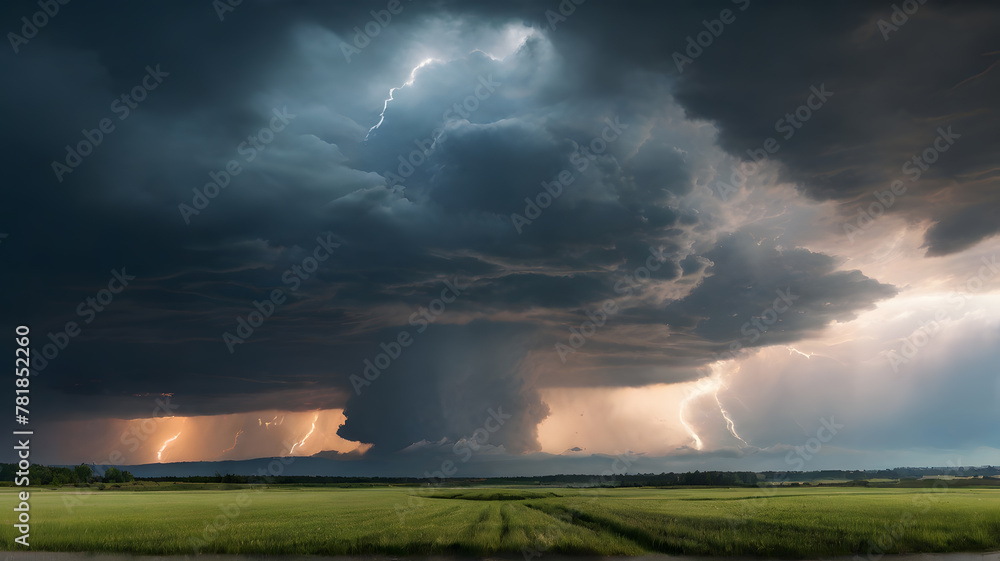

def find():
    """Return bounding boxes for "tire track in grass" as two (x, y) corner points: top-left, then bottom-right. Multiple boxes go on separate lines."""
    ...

(521, 501), (650, 553)
(500, 503), (512, 541)
(456, 502), (500, 551)
(525, 500), (878, 557)
(677, 491), (912, 502)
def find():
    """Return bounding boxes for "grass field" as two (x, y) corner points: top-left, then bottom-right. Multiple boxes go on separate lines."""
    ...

(2, 486), (999, 557)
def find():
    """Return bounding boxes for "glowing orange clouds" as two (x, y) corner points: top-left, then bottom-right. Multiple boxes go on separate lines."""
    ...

(536, 362), (754, 456)
(45, 408), (370, 465)
(537, 384), (693, 456)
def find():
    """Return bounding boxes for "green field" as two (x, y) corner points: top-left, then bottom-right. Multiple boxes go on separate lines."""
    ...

(3, 486), (999, 557)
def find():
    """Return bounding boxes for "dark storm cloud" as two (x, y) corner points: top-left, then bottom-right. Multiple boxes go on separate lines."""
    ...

(527, 232), (896, 389)
(338, 321), (549, 455)
(1, 0), (963, 461)
(661, 1), (1000, 255)
(440, 0), (1000, 254)
(660, 233), (898, 347)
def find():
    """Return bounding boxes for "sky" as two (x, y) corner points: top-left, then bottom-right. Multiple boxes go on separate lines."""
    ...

(2, 0), (999, 476)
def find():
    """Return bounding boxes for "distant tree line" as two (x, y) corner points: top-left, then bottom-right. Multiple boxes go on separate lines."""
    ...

(3, 464), (997, 487)
(0, 463), (133, 486)
(141, 471), (761, 487)
(143, 466), (1000, 487)
(758, 466), (1000, 482)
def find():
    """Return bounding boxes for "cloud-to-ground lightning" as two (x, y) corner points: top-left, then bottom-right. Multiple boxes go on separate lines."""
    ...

(221, 429), (244, 455)
(678, 362), (749, 450)
(679, 379), (712, 450)
(157, 432), (182, 462)
(716, 394), (749, 447)
(289, 413), (319, 455)
(365, 58), (437, 140)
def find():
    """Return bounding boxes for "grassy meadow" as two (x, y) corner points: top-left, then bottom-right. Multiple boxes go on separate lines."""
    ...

(2, 485), (999, 557)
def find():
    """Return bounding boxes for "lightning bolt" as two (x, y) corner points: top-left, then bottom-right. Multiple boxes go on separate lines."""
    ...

(157, 432), (182, 462)
(786, 346), (814, 359)
(365, 58), (437, 140)
(289, 413), (319, 455)
(221, 429), (244, 455)
(716, 394), (749, 447)
(679, 377), (715, 450)
(678, 362), (749, 450)
(678, 406), (704, 450)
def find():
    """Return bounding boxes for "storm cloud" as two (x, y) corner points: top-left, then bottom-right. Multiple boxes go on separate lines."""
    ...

(2, 0), (997, 471)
